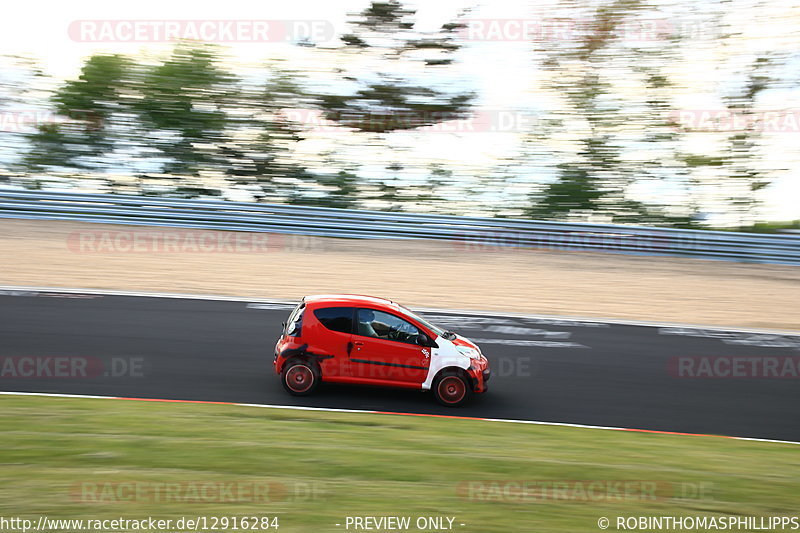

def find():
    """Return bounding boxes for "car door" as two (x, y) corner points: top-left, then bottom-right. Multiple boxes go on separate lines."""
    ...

(350, 308), (430, 384)
(310, 306), (356, 378)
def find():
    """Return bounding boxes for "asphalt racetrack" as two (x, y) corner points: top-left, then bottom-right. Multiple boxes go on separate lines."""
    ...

(1, 290), (798, 441)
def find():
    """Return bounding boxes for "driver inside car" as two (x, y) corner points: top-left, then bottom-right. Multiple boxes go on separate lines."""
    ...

(357, 309), (382, 338)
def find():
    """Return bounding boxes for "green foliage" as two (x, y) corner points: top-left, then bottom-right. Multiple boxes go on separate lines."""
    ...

(21, 124), (77, 171)
(527, 0), (667, 223)
(55, 54), (130, 125)
(523, 0), (784, 226)
(18, 45), (311, 185)
(289, 171), (360, 209)
(529, 164), (604, 217)
(133, 45), (237, 174)
(721, 57), (775, 220)
(21, 54), (130, 171)
(315, 1), (474, 133)
(353, 0), (415, 31)
(733, 220), (800, 233)
(8, 1), (788, 224)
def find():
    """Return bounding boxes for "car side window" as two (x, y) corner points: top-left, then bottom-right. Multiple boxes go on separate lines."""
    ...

(313, 307), (355, 334)
(356, 309), (421, 344)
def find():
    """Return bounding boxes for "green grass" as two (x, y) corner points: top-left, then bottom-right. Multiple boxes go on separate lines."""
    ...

(0, 396), (798, 532)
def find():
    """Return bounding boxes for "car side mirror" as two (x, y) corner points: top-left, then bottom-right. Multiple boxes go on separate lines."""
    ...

(417, 334), (437, 348)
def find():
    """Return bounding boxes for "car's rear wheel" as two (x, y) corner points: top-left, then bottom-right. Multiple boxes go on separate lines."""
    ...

(282, 359), (319, 396)
(433, 370), (472, 407)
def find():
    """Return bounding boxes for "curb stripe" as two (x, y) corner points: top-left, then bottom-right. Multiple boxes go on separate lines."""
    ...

(1, 391), (797, 446)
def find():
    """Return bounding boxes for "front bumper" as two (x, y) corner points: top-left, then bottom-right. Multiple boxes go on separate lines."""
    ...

(467, 357), (490, 393)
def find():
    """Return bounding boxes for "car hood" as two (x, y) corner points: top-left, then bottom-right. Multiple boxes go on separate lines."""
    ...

(435, 333), (480, 357)
(451, 334), (480, 351)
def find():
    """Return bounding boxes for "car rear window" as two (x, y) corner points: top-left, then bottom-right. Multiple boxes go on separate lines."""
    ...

(285, 303), (304, 336)
(313, 307), (355, 334)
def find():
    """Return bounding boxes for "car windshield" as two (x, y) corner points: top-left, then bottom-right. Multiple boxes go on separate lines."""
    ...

(398, 305), (447, 337)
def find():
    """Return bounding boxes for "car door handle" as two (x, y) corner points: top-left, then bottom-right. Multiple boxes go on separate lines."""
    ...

(346, 341), (364, 355)
(351, 340), (365, 352)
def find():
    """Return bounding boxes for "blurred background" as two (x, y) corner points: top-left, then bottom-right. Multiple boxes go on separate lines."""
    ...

(1, 0), (799, 230)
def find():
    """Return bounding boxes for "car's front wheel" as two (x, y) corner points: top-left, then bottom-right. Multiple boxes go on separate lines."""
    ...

(433, 370), (472, 407)
(281, 359), (319, 396)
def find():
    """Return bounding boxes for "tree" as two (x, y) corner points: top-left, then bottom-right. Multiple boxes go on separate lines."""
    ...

(527, 0), (647, 221)
(674, 57), (774, 228)
(720, 57), (774, 225)
(217, 64), (315, 199)
(524, 0), (701, 224)
(0, 55), (48, 170)
(288, 1), (475, 210)
(316, 1), (474, 133)
(21, 54), (131, 172)
(19, 44), (313, 190)
(133, 45), (237, 175)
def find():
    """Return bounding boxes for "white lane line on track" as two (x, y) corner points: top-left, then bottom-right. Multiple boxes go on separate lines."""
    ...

(659, 327), (800, 348)
(484, 325), (572, 338)
(246, 303), (296, 310)
(1, 284), (798, 335)
(1, 390), (797, 446)
(469, 338), (587, 348)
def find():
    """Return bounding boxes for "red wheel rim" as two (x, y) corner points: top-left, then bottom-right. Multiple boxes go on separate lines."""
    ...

(286, 364), (314, 393)
(438, 376), (466, 404)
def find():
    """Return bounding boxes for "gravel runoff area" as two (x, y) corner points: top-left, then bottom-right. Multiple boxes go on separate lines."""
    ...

(2, 218), (799, 331)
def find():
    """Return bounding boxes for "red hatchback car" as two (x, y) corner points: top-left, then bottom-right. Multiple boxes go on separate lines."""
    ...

(273, 295), (490, 406)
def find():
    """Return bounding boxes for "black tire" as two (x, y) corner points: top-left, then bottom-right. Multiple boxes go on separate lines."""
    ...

(432, 370), (472, 407)
(281, 359), (320, 396)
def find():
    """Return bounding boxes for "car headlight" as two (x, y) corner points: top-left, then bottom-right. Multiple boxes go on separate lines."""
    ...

(456, 346), (482, 360)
